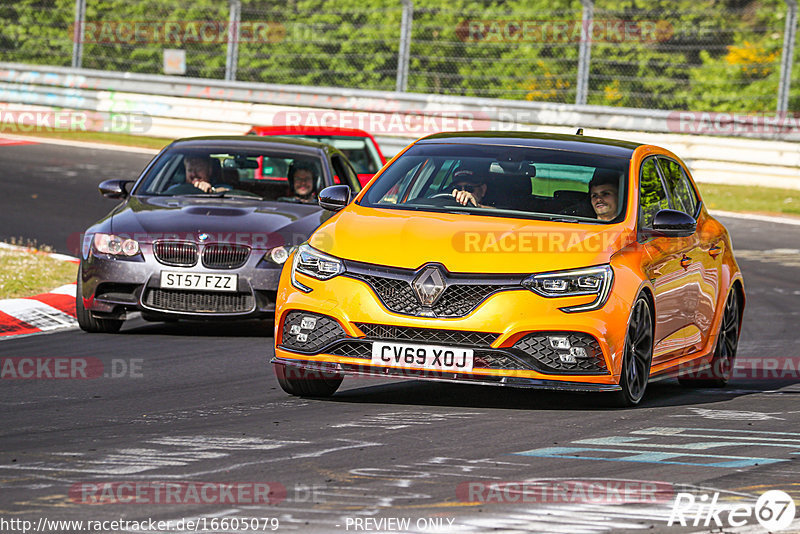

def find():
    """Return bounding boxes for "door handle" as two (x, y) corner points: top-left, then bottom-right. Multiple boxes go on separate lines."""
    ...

(680, 255), (692, 269)
(708, 244), (722, 258)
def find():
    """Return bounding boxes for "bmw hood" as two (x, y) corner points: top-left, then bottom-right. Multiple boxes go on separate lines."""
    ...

(107, 196), (329, 250)
(313, 204), (635, 274)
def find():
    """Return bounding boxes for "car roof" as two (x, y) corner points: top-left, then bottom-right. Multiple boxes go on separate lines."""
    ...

(249, 126), (375, 138)
(416, 131), (642, 158)
(168, 135), (333, 155)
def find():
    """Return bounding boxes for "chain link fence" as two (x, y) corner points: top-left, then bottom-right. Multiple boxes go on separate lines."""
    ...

(1, 0), (798, 113)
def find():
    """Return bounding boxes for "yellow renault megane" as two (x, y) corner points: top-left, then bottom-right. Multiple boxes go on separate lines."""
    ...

(271, 132), (745, 406)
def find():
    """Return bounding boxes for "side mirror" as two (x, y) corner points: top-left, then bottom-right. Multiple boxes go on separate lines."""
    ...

(99, 179), (133, 199)
(318, 185), (351, 212)
(650, 209), (696, 237)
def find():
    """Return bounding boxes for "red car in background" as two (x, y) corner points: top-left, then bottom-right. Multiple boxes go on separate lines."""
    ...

(247, 126), (387, 186)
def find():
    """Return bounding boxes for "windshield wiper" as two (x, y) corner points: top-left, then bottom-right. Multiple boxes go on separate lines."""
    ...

(219, 192), (261, 199)
(171, 192), (225, 197)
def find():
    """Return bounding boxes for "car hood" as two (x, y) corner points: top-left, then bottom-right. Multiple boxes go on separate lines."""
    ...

(108, 196), (329, 249)
(314, 204), (635, 273)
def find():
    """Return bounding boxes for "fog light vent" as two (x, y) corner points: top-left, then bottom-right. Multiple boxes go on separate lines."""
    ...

(280, 311), (345, 353)
(513, 332), (607, 374)
(549, 336), (570, 349)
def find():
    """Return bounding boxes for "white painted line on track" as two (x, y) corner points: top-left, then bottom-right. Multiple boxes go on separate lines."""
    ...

(0, 133), (161, 154)
(710, 209), (800, 226)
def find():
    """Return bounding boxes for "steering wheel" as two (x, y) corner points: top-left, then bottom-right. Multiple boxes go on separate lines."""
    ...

(412, 193), (466, 207)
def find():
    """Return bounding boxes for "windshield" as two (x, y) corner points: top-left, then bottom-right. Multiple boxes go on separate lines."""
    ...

(279, 135), (381, 174)
(360, 144), (629, 223)
(134, 147), (327, 203)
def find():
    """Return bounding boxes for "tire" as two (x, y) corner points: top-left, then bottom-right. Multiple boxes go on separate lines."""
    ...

(611, 296), (653, 407)
(274, 363), (342, 397)
(76, 267), (124, 334)
(678, 289), (740, 388)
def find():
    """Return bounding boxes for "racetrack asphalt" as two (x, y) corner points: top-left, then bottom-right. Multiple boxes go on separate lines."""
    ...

(2, 140), (800, 533)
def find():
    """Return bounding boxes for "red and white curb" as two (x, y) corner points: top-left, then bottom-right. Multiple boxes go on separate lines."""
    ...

(0, 244), (79, 340)
(0, 135), (38, 147)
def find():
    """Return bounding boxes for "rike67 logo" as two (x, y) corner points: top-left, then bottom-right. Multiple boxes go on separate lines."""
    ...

(668, 490), (796, 531)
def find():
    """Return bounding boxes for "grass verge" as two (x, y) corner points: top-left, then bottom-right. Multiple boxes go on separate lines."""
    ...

(0, 128), (172, 150)
(697, 183), (800, 218)
(0, 241), (77, 299)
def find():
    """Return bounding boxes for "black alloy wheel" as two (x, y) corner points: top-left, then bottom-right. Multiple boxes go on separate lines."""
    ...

(76, 265), (124, 334)
(679, 289), (740, 388)
(613, 296), (653, 407)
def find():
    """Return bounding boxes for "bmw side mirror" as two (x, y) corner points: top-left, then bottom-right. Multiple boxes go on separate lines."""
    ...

(99, 179), (133, 199)
(650, 209), (696, 237)
(318, 185), (351, 212)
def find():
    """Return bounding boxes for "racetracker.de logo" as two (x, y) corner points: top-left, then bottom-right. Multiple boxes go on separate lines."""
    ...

(0, 110), (151, 134)
(457, 479), (675, 504)
(70, 481), (286, 505)
(0, 358), (142, 380)
(667, 111), (800, 135)
(72, 20), (285, 44)
(676, 357), (800, 381)
(451, 230), (623, 254)
(271, 110), (492, 136)
(456, 19), (673, 43)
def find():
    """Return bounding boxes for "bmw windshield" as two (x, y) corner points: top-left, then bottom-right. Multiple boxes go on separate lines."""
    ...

(133, 147), (328, 202)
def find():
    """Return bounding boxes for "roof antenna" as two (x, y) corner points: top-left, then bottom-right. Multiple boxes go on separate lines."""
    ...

(576, 128), (584, 135)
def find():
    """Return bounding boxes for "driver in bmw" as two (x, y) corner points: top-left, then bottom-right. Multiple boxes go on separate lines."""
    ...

(169, 155), (231, 194)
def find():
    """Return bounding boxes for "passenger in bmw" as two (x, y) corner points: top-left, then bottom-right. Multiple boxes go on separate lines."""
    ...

(279, 161), (318, 204)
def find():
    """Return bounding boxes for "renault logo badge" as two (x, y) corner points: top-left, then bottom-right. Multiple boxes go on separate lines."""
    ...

(412, 265), (446, 306)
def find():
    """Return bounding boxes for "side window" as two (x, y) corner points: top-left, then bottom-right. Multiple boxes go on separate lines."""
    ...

(331, 155), (360, 191)
(680, 167), (698, 215)
(430, 159), (458, 192)
(639, 158), (669, 228)
(658, 158), (697, 216)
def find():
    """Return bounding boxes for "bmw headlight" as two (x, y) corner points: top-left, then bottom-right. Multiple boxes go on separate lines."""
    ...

(290, 244), (344, 292)
(92, 233), (140, 257)
(265, 245), (297, 265)
(522, 265), (613, 313)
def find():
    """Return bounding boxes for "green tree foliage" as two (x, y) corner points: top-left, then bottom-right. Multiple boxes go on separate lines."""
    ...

(1, 0), (797, 112)
(0, 0), (74, 66)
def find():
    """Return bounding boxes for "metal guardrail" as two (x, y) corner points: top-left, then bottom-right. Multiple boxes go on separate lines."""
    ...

(0, 63), (798, 189)
(2, 62), (799, 142)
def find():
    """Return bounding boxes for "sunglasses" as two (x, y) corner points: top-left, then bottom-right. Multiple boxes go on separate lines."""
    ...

(453, 183), (479, 193)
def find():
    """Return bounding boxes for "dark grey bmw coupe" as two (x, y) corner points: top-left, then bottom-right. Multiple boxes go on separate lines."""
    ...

(77, 136), (361, 333)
